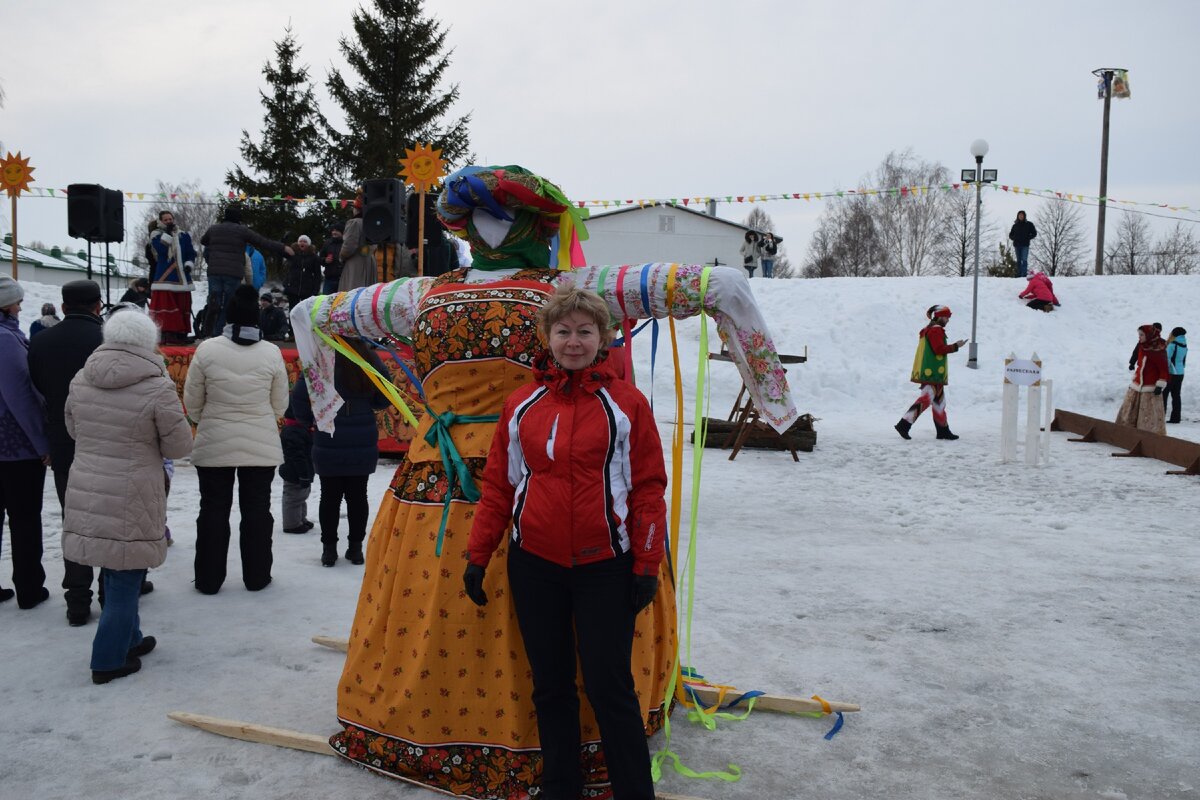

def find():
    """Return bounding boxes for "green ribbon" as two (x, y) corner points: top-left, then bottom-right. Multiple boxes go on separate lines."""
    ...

(423, 407), (500, 556)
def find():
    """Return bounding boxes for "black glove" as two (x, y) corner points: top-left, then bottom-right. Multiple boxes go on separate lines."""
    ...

(1154, 386), (1163, 396)
(1128, 364), (1135, 371)
(463, 564), (488, 606)
(631, 575), (658, 614)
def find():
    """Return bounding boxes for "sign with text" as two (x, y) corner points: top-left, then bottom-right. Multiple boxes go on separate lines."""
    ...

(1004, 358), (1042, 386)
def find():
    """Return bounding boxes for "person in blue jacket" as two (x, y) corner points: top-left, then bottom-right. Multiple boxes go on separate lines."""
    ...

(1164, 326), (1187, 424)
(292, 339), (390, 566)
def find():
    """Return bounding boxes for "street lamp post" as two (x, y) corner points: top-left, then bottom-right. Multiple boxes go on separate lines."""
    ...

(962, 139), (996, 369)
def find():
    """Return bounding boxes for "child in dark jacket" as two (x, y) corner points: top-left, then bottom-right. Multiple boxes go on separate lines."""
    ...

(292, 340), (390, 566)
(279, 383), (316, 534)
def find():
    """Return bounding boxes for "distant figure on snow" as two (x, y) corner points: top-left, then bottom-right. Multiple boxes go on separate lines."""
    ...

(1017, 271), (1060, 312)
(760, 232), (783, 279)
(895, 304), (967, 441)
(1008, 210), (1037, 278)
(740, 230), (761, 278)
(1116, 324), (1169, 435)
(1164, 326), (1187, 425)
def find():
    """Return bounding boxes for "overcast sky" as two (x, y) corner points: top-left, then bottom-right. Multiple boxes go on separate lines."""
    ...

(2, 0), (1198, 269)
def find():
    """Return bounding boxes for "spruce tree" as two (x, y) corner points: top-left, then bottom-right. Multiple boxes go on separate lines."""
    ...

(226, 25), (334, 269)
(325, 0), (472, 190)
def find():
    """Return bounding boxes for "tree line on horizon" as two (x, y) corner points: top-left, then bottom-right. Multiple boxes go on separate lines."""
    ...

(800, 149), (1199, 279)
(134, 0), (469, 273)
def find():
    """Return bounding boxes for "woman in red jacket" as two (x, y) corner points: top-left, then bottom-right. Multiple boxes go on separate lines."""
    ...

(1017, 271), (1061, 312)
(465, 284), (666, 800)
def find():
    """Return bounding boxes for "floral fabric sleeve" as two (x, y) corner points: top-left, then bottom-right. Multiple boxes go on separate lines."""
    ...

(567, 264), (796, 433)
(290, 278), (434, 432)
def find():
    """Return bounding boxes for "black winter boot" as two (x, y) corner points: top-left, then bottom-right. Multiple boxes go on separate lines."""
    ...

(92, 656), (142, 685)
(894, 419), (912, 440)
(321, 540), (338, 567)
(345, 541), (364, 565)
(935, 424), (959, 440)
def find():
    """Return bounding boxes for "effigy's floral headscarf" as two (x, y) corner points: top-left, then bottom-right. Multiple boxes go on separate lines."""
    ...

(436, 165), (589, 270)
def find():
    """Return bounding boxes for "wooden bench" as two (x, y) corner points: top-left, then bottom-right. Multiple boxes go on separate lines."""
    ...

(1052, 409), (1200, 476)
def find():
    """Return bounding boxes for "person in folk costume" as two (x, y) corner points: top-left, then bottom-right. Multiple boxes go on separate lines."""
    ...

(1164, 326), (1187, 424)
(895, 305), (967, 441)
(290, 163), (797, 799)
(148, 209), (197, 344)
(1116, 324), (1169, 434)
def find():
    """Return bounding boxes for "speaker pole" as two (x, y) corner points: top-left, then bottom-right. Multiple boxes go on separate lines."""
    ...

(86, 241), (93, 281)
(382, 244), (389, 283)
(104, 241), (112, 308)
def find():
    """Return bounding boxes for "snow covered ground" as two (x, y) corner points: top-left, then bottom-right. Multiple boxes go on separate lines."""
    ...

(2, 273), (1198, 800)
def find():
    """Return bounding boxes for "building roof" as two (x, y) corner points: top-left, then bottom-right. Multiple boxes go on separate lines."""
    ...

(585, 202), (753, 233)
(0, 240), (141, 278)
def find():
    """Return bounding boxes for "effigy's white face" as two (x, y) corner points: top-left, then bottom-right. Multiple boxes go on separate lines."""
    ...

(473, 209), (515, 249)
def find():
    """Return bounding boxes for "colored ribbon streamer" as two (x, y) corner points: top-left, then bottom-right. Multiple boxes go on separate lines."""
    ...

(422, 407), (500, 556)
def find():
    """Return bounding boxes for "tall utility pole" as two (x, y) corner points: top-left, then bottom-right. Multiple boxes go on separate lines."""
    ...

(1092, 67), (1127, 275)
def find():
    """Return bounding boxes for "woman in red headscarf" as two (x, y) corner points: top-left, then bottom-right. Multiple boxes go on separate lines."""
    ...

(1116, 324), (1169, 434)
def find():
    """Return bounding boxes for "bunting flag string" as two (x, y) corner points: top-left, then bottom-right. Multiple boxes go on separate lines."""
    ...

(14, 182), (1199, 220)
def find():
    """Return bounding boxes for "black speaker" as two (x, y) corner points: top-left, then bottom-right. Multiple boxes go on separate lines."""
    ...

(103, 188), (124, 243)
(67, 184), (106, 241)
(362, 178), (406, 245)
(424, 240), (451, 277)
(405, 190), (441, 249)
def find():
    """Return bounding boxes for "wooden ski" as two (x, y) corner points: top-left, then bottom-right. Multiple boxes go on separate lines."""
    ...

(310, 635), (860, 715)
(167, 711), (710, 800)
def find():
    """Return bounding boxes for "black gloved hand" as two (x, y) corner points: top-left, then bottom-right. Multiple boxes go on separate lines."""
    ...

(631, 575), (658, 614)
(1128, 364), (1135, 371)
(463, 564), (488, 606)
(1154, 386), (1163, 396)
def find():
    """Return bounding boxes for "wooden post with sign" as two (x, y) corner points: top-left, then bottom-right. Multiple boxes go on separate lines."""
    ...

(0, 152), (36, 278)
(398, 144), (447, 278)
(1002, 353), (1051, 465)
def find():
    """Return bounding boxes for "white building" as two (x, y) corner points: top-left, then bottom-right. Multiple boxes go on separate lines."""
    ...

(1, 237), (142, 290)
(580, 202), (751, 269)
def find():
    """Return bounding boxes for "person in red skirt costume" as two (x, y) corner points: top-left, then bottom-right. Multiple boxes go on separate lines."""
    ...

(148, 210), (197, 344)
(1116, 324), (1169, 434)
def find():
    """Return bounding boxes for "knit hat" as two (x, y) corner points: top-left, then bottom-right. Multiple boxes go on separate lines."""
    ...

(0, 274), (23, 307)
(226, 284), (261, 327)
(103, 306), (160, 350)
(297, 234), (311, 245)
(330, 221), (345, 234)
(927, 305), (952, 320)
(62, 279), (102, 307)
(223, 205), (244, 224)
(1171, 326), (1187, 337)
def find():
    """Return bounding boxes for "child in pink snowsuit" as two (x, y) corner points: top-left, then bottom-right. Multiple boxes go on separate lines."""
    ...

(1018, 272), (1060, 312)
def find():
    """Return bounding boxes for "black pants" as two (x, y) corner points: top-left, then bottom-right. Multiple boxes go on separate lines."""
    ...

(0, 459), (47, 606)
(1163, 374), (1184, 423)
(1026, 299), (1053, 311)
(317, 474), (370, 547)
(507, 547), (652, 800)
(53, 464), (98, 611)
(195, 466), (276, 593)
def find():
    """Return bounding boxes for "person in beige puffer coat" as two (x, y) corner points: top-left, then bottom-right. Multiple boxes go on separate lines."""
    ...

(184, 285), (288, 594)
(63, 309), (193, 684)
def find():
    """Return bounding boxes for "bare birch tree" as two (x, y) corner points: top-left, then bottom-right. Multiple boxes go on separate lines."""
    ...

(934, 186), (996, 277)
(871, 150), (949, 276)
(1151, 222), (1200, 275)
(1105, 213), (1153, 274)
(1031, 199), (1087, 276)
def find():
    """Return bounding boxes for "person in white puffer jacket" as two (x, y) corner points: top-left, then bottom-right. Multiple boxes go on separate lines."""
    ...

(183, 285), (288, 594)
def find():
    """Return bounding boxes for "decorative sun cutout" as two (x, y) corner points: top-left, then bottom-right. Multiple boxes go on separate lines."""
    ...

(398, 143), (446, 192)
(0, 151), (35, 198)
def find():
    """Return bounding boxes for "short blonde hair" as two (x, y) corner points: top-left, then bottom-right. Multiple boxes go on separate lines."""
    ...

(537, 284), (614, 347)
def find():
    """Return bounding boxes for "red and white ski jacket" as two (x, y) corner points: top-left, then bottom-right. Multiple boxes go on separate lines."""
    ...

(468, 352), (667, 577)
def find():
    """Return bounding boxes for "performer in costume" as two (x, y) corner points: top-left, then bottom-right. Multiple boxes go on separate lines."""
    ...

(291, 165), (796, 800)
(148, 210), (197, 343)
(895, 305), (966, 441)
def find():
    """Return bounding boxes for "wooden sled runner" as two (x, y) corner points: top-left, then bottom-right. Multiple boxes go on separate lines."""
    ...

(166, 711), (710, 800)
(310, 635), (861, 715)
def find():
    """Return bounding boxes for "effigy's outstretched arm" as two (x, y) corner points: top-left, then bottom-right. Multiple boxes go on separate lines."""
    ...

(290, 278), (435, 432)
(568, 264), (796, 433)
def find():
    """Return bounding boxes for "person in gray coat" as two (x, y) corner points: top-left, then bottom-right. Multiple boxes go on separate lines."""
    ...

(63, 309), (193, 683)
(199, 205), (293, 337)
(337, 200), (377, 291)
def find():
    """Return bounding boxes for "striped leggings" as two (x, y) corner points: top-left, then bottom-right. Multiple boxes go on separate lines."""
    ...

(902, 383), (947, 427)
